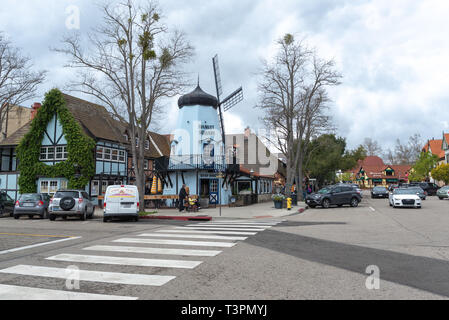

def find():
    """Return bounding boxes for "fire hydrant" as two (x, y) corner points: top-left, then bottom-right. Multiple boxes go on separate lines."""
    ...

(287, 197), (292, 210)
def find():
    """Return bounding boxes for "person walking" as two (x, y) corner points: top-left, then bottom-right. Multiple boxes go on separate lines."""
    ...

(179, 184), (188, 212)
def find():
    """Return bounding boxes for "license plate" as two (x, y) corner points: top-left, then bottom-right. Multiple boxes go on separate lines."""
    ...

(23, 203), (35, 207)
(122, 205), (131, 208)
(52, 207), (61, 211)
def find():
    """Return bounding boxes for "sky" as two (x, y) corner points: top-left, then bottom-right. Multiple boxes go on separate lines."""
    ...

(1, 0), (449, 153)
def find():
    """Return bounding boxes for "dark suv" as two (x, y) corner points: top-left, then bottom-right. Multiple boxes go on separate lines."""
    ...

(409, 182), (439, 196)
(306, 185), (362, 209)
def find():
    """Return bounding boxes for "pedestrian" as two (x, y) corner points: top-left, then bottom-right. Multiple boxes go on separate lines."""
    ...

(307, 185), (312, 194)
(178, 184), (188, 212)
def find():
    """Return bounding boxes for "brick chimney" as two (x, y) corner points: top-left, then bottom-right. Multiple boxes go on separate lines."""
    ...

(30, 103), (41, 120)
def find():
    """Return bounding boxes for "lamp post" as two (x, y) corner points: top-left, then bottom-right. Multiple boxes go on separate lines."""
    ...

(216, 171), (225, 217)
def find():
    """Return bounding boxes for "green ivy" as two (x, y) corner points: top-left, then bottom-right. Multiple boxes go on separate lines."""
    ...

(16, 89), (96, 193)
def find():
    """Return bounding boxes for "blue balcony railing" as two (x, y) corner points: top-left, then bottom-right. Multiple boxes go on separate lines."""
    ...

(167, 154), (227, 172)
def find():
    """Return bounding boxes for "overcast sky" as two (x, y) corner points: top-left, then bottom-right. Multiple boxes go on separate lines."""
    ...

(1, 0), (449, 152)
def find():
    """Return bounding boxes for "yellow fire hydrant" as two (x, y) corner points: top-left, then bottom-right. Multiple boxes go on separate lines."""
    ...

(287, 197), (292, 211)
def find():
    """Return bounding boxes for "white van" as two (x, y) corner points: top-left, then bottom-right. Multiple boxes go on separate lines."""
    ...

(103, 185), (139, 222)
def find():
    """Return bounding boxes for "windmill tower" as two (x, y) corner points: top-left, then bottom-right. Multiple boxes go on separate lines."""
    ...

(212, 54), (244, 154)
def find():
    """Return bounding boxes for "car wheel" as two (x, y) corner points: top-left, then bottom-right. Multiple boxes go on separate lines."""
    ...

(337, 204), (343, 207)
(49, 214), (56, 221)
(42, 209), (48, 219)
(28, 215), (33, 219)
(439, 197), (443, 200)
(322, 199), (330, 209)
(134, 216), (139, 222)
(103, 217), (109, 223)
(14, 215), (19, 220)
(350, 198), (359, 208)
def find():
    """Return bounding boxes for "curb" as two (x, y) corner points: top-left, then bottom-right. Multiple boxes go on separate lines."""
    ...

(139, 215), (213, 222)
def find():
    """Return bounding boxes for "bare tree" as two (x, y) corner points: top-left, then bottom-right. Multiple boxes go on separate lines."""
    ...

(257, 34), (341, 198)
(55, 0), (193, 207)
(394, 134), (423, 165)
(363, 137), (382, 156)
(0, 33), (46, 138)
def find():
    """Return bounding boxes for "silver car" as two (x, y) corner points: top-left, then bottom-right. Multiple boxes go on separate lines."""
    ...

(49, 190), (95, 221)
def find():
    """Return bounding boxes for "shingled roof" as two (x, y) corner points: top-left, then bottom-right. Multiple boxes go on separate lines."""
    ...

(0, 121), (31, 147)
(422, 139), (445, 160)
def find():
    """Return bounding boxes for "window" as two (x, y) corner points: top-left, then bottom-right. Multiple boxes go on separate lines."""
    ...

(144, 159), (149, 170)
(101, 181), (108, 194)
(123, 134), (128, 141)
(136, 138), (139, 147)
(119, 151), (125, 162)
(145, 140), (150, 150)
(111, 149), (118, 161)
(60, 180), (68, 190)
(91, 180), (99, 196)
(40, 146), (66, 161)
(96, 147), (104, 160)
(104, 148), (111, 160)
(49, 181), (58, 194)
(40, 181), (49, 194)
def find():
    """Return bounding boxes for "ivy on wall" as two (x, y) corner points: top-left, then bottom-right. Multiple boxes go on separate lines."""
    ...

(16, 88), (96, 193)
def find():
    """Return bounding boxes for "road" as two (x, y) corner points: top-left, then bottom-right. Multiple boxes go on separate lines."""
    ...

(0, 193), (449, 300)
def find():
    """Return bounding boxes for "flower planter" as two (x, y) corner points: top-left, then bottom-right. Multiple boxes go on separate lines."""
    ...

(274, 200), (283, 209)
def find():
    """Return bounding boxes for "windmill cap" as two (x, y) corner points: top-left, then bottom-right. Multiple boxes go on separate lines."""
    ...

(178, 85), (218, 109)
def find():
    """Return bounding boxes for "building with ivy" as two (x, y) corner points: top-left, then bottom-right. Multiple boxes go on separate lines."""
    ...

(0, 89), (169, 204)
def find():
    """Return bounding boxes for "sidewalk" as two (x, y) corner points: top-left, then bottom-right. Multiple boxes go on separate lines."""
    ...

(94, 201), (307, 220)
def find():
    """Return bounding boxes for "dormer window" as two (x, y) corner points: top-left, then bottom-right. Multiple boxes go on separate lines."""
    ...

(145, 140), (150, 150)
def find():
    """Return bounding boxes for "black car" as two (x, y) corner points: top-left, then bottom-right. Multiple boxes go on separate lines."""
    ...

(306, 185), (362, 209)
(409, 182), (439, 196)
(0, 191), (15, 217)
(371, 186), (389, 198)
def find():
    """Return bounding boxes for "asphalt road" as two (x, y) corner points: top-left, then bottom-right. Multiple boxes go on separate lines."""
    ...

(0, 193), (448, 300)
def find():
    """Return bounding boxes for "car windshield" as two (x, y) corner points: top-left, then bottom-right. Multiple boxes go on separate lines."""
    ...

(393, 189), (416, 195)
(373, 187), (387, 191)
(54, 191), (79, 198)
(440, 186), (449, 191)
(318, 188), (332, 194)
(19, 194), (41, 201)
(409, 187), (423, 192)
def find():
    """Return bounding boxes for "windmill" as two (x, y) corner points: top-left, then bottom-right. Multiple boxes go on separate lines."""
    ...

(212, 54), (244, 154)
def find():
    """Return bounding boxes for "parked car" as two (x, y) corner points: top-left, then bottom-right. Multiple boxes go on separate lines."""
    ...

(306, 185), (362, 209)
(407, 186), (427, 200)
(0, 191), (15, 217)
(437, 186), (449, 200)
(409, 182), (439, 196)
(13, 193), (50, 219)
(103, 185), (139, 222)
(388, 184), (399, 192)
(371, 186), (389, 199)
(49, 190), (95, 221)
(389, 188), (421, 209)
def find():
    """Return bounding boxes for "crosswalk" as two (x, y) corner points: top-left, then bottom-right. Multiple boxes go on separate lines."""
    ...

(0, 219), (284, 300)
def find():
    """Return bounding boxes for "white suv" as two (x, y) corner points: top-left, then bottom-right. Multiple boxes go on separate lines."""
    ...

(49, 190), (95, 221)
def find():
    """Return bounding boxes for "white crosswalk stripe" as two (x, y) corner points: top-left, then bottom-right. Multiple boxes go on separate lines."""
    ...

(46, 253), (203, 269)
(0, 219), (283, 299)
(137, 233), (248, 241)
(83, 245), (222, 257)
(156, 229), (258, 236)
(113, 238), (236, 248)
(185, 224), (271, 228)
(0, 284), (137, 300)
(176, 227), (266, 232)
(0, 265), (175, 286)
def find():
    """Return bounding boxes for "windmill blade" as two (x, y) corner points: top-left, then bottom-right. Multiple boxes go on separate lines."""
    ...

(222, 87), (243, 112)
(212, 55), (223, 101)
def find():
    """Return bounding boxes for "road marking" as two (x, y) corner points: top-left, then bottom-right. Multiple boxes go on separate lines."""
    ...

(199, 222), (278, 225)
(369, 207), (376, 212)
(83, 245), (222, 257)
(0, 265), (175, 286)
(113, 238), (236, 248)
(0, 284), (136, 300)
(0, 237), (82, 255)
(0, 233), (74, 238)
(177, 227), (266, 232)
(156, 229), (258, 236)
(46, 254), (202, 269)
(137, 233), (248, 241)
(187, 224), (271, 228)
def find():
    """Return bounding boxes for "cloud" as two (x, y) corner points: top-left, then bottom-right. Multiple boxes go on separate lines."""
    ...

(1, 0), (449, 154)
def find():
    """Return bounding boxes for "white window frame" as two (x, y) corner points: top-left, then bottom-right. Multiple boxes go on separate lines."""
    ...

(97, 146), (125, 163)
(40, 146), (67, 161)
(145, 140), (150, 150)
